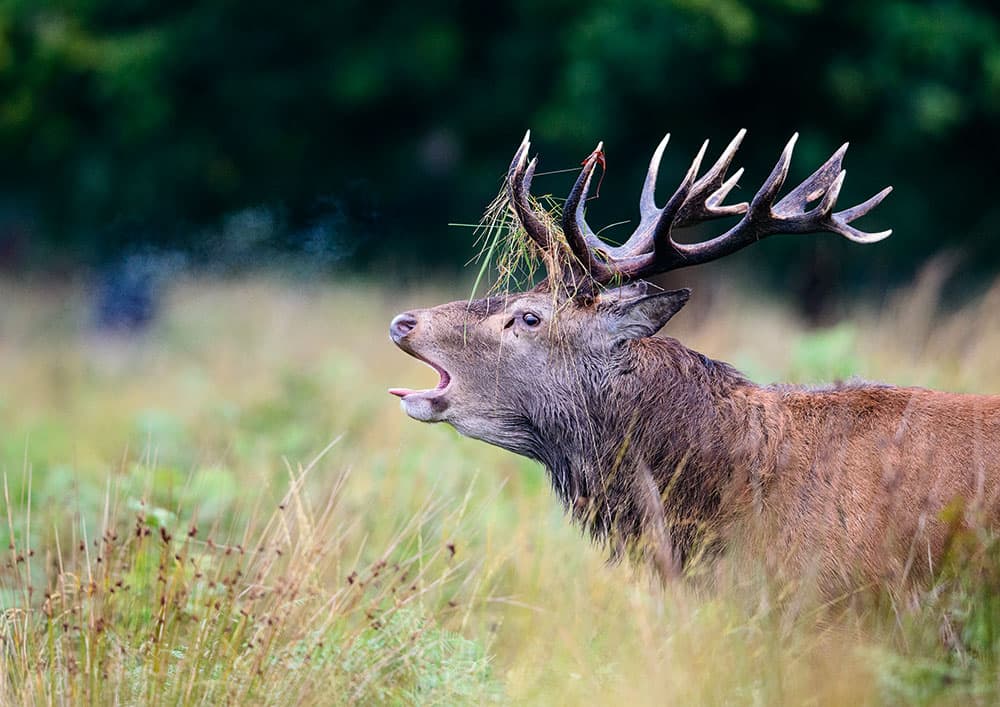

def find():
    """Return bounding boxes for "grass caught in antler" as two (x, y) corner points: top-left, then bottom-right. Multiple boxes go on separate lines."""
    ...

(454, 179), (565, 300)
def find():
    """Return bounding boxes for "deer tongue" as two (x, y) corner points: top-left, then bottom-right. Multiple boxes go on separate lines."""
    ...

(388, 358), (451, 399)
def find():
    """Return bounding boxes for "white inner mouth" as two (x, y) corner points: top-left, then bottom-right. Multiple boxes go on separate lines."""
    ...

(388, 357), (451, 400)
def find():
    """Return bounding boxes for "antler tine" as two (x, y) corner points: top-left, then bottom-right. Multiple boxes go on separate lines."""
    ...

(649, 140), (708, 253)
(749, 133), (798, 214)
(674, 129), (750, 228)
(639, 134), (671, 213)
(563, 143), (617, 282)
(830, 186), (894, 243)
(506, 130), (554, 252)
(772, 142), (848, 217)
(626, 139), (707, 258)
(708, 168), (746, 211)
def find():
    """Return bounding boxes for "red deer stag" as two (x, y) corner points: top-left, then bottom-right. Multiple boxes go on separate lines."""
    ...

(389, 130), (998, 593)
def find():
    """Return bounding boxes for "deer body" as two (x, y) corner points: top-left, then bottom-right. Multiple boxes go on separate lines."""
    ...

(388, 130), (993, 591)
(732, 382), (1000, 589)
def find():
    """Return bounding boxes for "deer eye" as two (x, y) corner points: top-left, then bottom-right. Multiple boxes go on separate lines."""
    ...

(521, 312), (540, 327)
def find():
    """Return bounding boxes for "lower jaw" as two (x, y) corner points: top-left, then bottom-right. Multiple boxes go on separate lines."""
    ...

(400, 395), (448, 422)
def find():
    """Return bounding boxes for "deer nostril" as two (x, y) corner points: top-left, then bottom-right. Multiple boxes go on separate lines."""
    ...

(390, 313), (418, 342)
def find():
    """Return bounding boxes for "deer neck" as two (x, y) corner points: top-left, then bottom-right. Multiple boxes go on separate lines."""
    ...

(531, 337), (772, 551)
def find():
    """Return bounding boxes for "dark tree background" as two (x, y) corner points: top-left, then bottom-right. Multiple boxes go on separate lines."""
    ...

(0, 0), (998, 288)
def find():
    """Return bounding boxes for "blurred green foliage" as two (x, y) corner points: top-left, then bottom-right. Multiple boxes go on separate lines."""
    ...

(789, 323), (860, 382)
(0, 0), (998, 283)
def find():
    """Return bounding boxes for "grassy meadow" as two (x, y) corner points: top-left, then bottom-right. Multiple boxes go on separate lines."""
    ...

(4, 267), (1000, 705)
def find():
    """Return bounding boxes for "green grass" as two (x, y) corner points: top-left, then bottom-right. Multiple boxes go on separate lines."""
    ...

(3, 268), (1000, 704)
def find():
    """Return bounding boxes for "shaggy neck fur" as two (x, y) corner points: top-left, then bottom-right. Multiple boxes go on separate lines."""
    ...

(521, 336), (774, 563)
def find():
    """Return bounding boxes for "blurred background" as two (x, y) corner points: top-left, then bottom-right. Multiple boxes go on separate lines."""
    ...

(5, 4), (1000, 702)
(0, 0), (998, 307)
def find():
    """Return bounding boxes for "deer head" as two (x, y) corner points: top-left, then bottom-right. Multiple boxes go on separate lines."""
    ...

(389, 130), (891, 513)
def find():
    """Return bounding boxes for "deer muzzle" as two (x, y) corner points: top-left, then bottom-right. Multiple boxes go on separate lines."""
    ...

(387, 310), (452, 422)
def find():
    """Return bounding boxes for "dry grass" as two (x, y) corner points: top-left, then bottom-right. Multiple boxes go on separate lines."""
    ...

(1, 266), (1000, 704)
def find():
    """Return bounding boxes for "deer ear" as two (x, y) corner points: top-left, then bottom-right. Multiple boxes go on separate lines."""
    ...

(609, 288), (691, 340)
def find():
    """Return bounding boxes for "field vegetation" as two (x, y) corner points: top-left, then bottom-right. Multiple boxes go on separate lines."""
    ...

(3, 267), (1000, 704)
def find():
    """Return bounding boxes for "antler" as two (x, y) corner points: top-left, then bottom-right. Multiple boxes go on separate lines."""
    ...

(561, 130), (892, 284)
(506, 131), (593, 287)
(506, 131), (550, 252)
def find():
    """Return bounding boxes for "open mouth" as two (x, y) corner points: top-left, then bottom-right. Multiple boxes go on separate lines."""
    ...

(388, 354), (452, 400)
